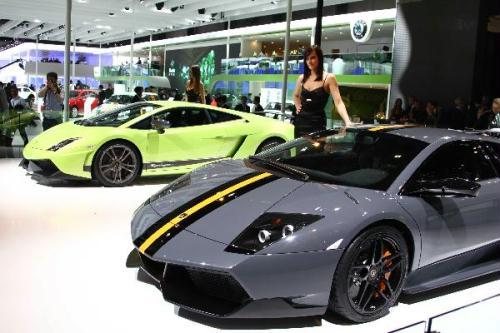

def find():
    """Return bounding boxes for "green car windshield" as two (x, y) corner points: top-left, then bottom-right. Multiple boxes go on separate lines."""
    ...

(250, 128), (428, 191)
(75, 103), (160, 127)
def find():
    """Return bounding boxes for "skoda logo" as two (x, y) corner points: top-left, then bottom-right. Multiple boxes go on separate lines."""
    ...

(352, 20), (368, 40)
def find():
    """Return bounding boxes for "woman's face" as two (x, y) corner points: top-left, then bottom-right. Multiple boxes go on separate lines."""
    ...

(306, 51), (319, 71)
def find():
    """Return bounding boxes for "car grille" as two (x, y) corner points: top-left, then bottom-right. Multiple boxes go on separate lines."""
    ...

(139, 253), (165, 282)
(31, 159), (59, 177)
(162, 264), (250, 316)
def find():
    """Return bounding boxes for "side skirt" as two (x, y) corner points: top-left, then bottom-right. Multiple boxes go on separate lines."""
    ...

(403, 241), (500, 294)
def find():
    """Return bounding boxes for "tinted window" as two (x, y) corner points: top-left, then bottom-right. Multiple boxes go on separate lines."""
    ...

(253, 129), (427, 190)
(207, 109), (241, 123)
(411, 141), (496, 183)
(148, 108), (210, 128)
(77, 103), (159, 127)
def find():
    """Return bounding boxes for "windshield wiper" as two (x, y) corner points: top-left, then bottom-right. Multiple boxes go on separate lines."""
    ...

(248, 155), (309, 181)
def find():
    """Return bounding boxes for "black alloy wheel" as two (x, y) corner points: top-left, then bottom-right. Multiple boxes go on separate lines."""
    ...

(256, 138), (285, 154)
(329, 226), (408, 323)
(93, 142), (140, 186)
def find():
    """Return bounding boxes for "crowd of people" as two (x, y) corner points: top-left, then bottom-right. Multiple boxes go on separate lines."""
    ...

(390, 96), (500, 130)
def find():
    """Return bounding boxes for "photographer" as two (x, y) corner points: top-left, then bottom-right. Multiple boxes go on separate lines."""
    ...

(38, 72), (63, 130)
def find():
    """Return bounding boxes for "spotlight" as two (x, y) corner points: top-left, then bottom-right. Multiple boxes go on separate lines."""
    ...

(19, 62), (24, 70)
(24, 32), (27, 36)
(198, 8), (205, 14)
(155, 2), (164, 10)
(171, 6), (178, 12)
(108, 12), (115, 17)
(39, 24), (44, 29)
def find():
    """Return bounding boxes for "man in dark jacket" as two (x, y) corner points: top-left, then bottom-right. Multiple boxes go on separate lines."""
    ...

(475, 98), (500, 130)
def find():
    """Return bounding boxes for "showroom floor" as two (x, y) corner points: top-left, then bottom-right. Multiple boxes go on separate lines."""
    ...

(1, 158), (500, 333)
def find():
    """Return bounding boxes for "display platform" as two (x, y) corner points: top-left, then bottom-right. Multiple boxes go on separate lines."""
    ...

(1, 158), (500, 333)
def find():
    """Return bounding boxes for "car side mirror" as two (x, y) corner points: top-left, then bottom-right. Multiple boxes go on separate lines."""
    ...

(151, 117), (170, 134)
(405, 177), (481, 197)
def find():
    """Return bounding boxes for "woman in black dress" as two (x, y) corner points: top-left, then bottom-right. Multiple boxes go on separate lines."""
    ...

(292, 46), (351, 138)
(185, 65), (205, 104)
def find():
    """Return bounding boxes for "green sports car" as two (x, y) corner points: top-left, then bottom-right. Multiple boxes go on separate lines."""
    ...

(21, 101), (294, 186)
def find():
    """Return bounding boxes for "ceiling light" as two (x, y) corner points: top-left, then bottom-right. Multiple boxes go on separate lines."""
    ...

(94, 18), (102, 22)
(108, 12), (115, 17)
(77, 0), (88, 3)
(33, 19), (41, 23)
(155, 2), (165, 10)
(122, 7), (133, 13)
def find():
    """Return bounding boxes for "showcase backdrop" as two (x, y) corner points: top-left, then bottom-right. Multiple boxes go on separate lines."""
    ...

(165, 44), (240, 91)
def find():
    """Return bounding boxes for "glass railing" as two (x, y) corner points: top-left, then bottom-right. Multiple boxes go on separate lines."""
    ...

(220, 52), (392, 76)
(97, 64), (162, 77)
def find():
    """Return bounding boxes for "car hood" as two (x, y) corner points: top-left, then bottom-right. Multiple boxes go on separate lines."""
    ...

(26, 121), (106, 150)
(132, 160), (305, 245)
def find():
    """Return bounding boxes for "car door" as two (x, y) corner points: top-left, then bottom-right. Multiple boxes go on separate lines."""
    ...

(205, 108), (253, 157)
(399, 140), (500, 267)
(145, 107), (227, 169)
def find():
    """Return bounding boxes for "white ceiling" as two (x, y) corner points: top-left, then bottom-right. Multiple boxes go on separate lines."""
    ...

(0, 0), (361, 45)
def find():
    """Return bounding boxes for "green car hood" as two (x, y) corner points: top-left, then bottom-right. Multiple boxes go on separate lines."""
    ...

(28, 121), (108, 150)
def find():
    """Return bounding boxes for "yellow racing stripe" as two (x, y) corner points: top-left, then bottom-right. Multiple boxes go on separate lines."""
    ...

(368, 125), (414, 132)
(138, 172), (273, 253)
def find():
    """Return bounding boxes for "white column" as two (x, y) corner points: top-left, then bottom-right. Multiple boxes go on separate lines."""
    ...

(149, 33), (152, 74)
(35, 36), (39, 88)
(63, 0), (72, 122)
(226, 17), (231, 74)
(163, 46), (167, 77)
(72, 37), (76, 79)
(280, 0), (292, 116)
(129, 33), (134, 90)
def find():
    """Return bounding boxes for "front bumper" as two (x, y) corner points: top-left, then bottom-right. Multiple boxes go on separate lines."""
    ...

(22, 144), (93, 179)
(136, 230), (342, 318)
(20, 158), (87, 181)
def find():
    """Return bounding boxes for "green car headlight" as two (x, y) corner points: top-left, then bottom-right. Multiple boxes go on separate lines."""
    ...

(47, 137), (81, 152)
(226, 212), (324, 254)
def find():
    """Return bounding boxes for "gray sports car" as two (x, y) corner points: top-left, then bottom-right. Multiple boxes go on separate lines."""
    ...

(130, 125), (500, 323)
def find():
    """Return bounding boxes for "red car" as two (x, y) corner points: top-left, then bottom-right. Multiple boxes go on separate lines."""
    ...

(69, 90), (99, 117)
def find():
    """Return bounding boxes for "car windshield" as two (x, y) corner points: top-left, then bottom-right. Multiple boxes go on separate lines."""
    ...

(69, 91), (79, 98)
(249, 128), (428, 190)
(74, 103), (160, 127)
(107, 95), (133, 104)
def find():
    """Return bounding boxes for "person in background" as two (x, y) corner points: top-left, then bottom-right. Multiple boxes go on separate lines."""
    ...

(235, 96), (250, 112)
(38, 72), (63, 131)
(185, 65), (205, 104)
(0, 81), (9, 113)
(293, 45), (351, 138)
(105, 84), (113, 99)
(131, 86), (144, 103)
(217, 95), (231, 109)
(252, 96), (264, 115)
(390, 98), (405, 123)
(97, 85), (106, 105)
(475, 98), (500, 130)
(423, 101), (438, 127)
(9, 85), (29, 145)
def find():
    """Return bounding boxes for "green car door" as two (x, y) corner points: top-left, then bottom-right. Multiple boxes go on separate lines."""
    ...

(144, 106), (228, 173)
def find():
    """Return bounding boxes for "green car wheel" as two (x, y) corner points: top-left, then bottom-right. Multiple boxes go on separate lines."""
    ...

(93, 141), (141, 186)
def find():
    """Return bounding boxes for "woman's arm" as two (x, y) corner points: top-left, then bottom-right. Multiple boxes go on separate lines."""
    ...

(327, 74), (352, 126)
(200, 84), (206, 104)
(293, 75), (303, 113)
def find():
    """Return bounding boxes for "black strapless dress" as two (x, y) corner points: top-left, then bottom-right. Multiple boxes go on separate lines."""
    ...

(186, 88), (200, 103)
(294, 80), (330, 138)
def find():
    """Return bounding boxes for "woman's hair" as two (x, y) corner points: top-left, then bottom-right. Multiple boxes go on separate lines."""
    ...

(188, 65), (202, 93)
(303, 45), (324, 83)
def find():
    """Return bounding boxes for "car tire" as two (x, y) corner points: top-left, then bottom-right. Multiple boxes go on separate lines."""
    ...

(71, 106), (79, 118)
(328, 226), (409, 323)
(93, 141), (141, 187)
(255, 138), (285, 154)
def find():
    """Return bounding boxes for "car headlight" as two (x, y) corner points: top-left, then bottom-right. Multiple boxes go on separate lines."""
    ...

(47, 137), (81, 151)
(147, 173), (191, 204)
(225, 212), (324, 254)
